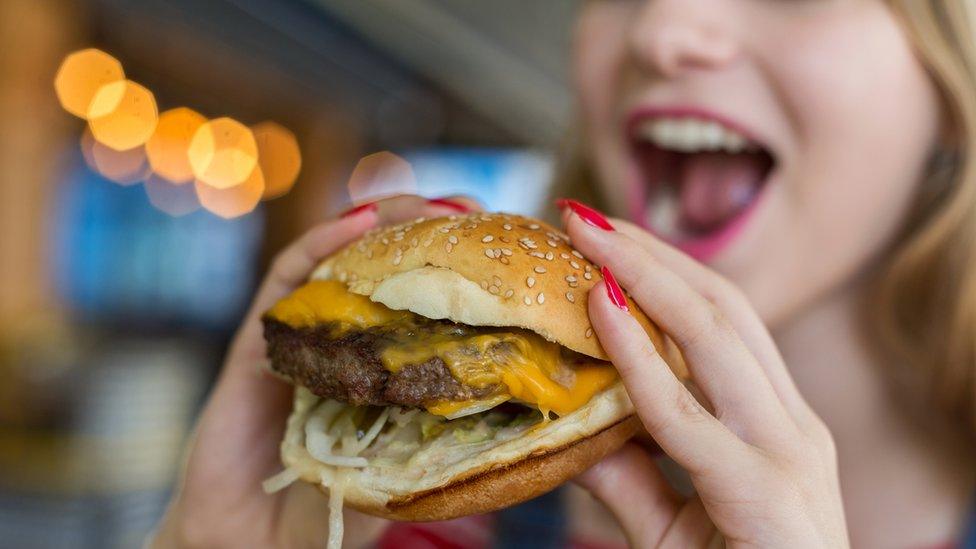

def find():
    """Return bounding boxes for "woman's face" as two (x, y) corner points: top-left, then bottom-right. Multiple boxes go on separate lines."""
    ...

(575, 0), (941, 327)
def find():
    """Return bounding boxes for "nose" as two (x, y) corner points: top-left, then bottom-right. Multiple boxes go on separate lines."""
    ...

(628, 1), (739, 78)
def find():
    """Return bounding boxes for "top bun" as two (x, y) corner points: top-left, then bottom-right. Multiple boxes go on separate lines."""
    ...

(314, 212), (684, 370)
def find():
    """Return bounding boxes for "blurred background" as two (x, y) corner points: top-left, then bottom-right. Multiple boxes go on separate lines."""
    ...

(0, 1), (580, 546)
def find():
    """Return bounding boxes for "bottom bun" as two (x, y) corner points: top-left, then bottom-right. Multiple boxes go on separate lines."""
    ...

(280, 383), (637, 521)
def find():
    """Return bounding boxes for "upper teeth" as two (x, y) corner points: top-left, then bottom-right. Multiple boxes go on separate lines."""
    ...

(636, 118), (754, 153)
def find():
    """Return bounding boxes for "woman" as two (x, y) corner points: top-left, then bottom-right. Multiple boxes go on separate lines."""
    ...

(151, 1), (976, 547)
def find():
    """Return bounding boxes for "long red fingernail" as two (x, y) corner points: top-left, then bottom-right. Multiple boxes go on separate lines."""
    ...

(555, 198), (614, 231)
(601, 266), (628, 311)
(427, 197), (471, 212)
(339, 202), (378, 218)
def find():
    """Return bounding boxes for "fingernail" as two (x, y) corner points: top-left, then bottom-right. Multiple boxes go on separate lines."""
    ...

(339, 202), (378, 218)
(427, 197), (471, 213)
(555, 198), (615, 231)
(601, 266), (629, 311)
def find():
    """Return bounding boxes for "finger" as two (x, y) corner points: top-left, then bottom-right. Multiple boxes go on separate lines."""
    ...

(609, 217), (808, 418)
(659, 497), (718, 549)
(588, 280), (750, 475)
(569, 213), (792, 438)
(575, 442), (681, 547)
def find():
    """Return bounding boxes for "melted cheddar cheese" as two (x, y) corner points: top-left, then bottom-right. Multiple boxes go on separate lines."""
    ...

(267, 280), (618, 417)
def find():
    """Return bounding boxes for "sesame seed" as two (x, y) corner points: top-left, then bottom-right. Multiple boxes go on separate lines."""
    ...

(518, 242), (530, 250)
(489, 285), (500, 295)
(482, 235), (494, 243)
(501, 248), (513, 256)
(529, 224), (540, 230)
(524, 296), (532, 306)
(503, 223), (512, 231)
(545, 252), (554, 261)
(448, 215), (458, 221)
(537, 292), (545, 304)
(566, 292), (575, 303)
(481, 280), (489, 290)
(393, 255), (402, 265)
(585, 328), (593, 338)
(530, 251), (545, 259)
(381, 238), (389, 245)
(570, 261), (581, 270)
(572, 250), (584, 259)
(393, 231), (405, 240)
(583, 272), (592, 280)
(547, 240), (557, 247)
(500, 236), (511, 243)
(527, 277), (536, 288)
(566, 275), (577, 283)
(569, 281), (579, 288)
(410, 237), (419, 247)
(493, 276), (502, 286)
(439, 228), (450, 234)
(465, 223), (478, 229)
(504, 289), (514, 298)
(448, 235), (459, 244)
(560, 253), (570, 260)
(423, 239), (434, 247)
(485, 249), (495, 259)
(534, 266), (547, 274)
(446, 243), (454, 253)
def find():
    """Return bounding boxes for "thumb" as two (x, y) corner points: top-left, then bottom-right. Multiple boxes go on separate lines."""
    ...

(575, 442), (681, 548)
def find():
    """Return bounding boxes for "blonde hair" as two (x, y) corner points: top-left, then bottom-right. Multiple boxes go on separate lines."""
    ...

(873, 0), (976, 441)
(555, 0), (976, 443)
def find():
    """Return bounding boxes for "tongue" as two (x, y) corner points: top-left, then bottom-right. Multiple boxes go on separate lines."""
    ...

(678, 152), (765, 233)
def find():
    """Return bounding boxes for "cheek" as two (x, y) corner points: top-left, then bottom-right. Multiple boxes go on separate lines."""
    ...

(573, 5), (633, 211)
(739, 5), (941, 324)
(729, 3), (939, 324)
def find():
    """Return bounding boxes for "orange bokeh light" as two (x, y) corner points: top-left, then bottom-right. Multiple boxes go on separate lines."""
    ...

(144, 174), (201, 217)
(346, 151), (417, 204)
(146, 108), (207, 184)
(54, 48), (125, 119)
(252, 121), (302, 200)
(88, 80), (158, 151)
(80, 127), (150, 186)
(187, 117), (259, 190)
(195, 167), (265, 218)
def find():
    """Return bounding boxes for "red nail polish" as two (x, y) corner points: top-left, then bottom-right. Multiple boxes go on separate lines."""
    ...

(427, 197), (471, 213)
(339, 202), (378, 218)
(601, 266), (629, 311)
(555, 198), (614, 231)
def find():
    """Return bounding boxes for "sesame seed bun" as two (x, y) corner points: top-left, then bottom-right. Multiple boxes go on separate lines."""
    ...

(313, 212), (685, 370)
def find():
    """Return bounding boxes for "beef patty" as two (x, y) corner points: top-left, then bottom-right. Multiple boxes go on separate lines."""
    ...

(263, 318), (498, 407)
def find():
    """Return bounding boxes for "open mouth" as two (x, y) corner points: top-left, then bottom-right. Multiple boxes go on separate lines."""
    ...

(629, 114), (776, 260)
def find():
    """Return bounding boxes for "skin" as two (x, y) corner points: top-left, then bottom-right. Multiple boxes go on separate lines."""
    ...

(150, 195), (481, 548)
(573, 0), (974, 546)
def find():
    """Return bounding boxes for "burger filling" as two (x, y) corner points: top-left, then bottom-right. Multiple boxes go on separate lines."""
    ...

(263, 280), (619, 419)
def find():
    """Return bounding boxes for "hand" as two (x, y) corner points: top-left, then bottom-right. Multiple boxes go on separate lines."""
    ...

(150, 195), (480, 548)
(560, 202), (849, 548)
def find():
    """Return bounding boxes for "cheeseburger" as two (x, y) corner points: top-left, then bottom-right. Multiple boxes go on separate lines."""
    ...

(261, 212), (685, 544)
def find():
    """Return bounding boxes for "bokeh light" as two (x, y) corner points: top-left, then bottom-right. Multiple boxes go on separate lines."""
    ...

(187, 117), (258, 190)
(87, 80), (159, 151)
(252, 121), (302, 200)
(194, 167), (265, 218)
(346, 151), (417, 204)
(80, 127), (150, 186)
(54, 49), (125, 119)
(144, 175), (201, 217)
(146, 108), (207, 184)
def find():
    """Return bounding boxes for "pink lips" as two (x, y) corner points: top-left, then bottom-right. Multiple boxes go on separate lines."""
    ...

(624, 105), (773, 263)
